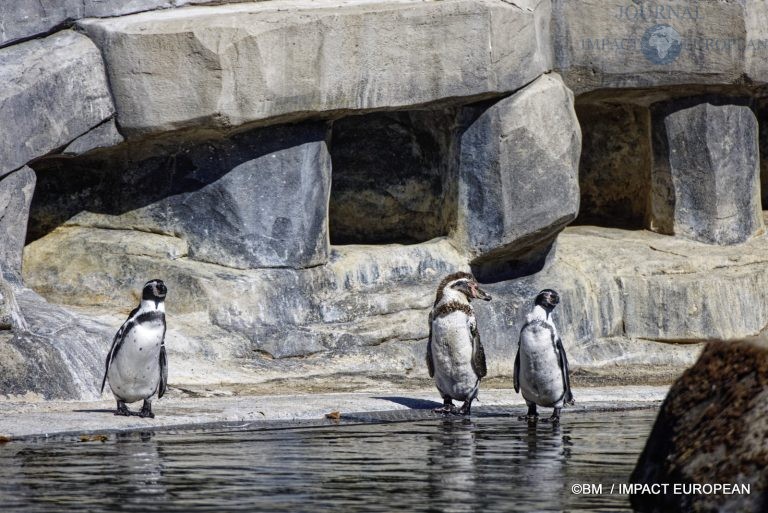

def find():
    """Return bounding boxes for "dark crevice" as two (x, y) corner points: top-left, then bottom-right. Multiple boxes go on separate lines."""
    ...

(573, 101), (652, 230)
(328, 109), (460, 245)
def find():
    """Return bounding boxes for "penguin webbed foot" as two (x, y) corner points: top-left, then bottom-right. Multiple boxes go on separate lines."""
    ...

(457, 401), (472, 416)
(518, 403), (538, 421)
(115, 401), (131, 416)
(138, 400), (155, 419)
(433, 405), (460, 415)
(540, 408), (561, 425)
(433, 398), (457, 415)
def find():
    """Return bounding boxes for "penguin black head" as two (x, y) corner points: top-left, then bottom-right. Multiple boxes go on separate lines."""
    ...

(142, 279), (167, 302)
(535, 289), (560, 312)
(436, 272), (492, 303)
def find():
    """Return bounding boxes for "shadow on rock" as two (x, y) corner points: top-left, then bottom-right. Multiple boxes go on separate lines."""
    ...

(372, 396), (443, 410)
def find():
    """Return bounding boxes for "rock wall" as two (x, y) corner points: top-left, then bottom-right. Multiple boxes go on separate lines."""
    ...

(2, 0), (768, 399)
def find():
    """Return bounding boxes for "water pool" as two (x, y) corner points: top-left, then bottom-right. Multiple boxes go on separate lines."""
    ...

(0, 407), (657, 512)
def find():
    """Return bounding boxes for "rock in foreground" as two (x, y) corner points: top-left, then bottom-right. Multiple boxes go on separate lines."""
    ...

(631, 339), (768, 513)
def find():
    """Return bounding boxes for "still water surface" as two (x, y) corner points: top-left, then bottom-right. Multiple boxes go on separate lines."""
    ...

(0, 408), (657, 512)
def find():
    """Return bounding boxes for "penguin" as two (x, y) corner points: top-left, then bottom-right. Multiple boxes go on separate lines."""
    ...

(426, 272), (492, 415)
(101, 279), (168, 418)
(514, 289), (574, 423)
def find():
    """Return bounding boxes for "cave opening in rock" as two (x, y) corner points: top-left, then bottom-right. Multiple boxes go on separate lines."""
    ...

(573, 101), (652, 229)
(758, 97), (768, 212)
(328, 109), (459, 245)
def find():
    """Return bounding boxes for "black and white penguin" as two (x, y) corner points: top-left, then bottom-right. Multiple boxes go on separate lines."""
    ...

(514, 289), (574, 423)
(101, 279), (168, 418)
(426, 272), (492, 415)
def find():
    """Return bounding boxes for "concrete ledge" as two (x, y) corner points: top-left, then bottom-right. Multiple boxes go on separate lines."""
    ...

(0, 386), (668, 440)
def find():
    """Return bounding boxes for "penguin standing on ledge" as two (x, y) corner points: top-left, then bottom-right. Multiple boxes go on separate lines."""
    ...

(514, 289), (574, 423)
(101, 279), (168, 419)
(426, 272), (492, 415)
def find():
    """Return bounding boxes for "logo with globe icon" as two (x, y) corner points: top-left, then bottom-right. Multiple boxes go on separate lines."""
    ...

(642, 24), (682, 64)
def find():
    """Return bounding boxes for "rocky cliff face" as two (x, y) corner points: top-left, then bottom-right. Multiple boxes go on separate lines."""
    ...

(2, 0), (768, 400)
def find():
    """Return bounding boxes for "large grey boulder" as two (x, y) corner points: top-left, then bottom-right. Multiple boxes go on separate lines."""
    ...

(0, 31), (114, 176)
(31, 122), (331, 270)
(0, 282), (10, 330)
(551, 0), (752, 94)
(650, 101), (763, 245)
(0, 0), (256, 48)
(0, 167), (36, 280)
(0, 288), (108, 400)
(631, 339), (768, 513)
(456, 73), (581, 271)
(745, 0), (768, 83)
(78, 0), (551, 137)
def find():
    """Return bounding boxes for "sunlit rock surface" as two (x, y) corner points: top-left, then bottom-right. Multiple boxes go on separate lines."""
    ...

(650, 100), (763, 245)
(552, 0), (768, 94)
(28, 224), (768, 393)
(0, 31), (114, 177)
(78, 0), (551, 136)
(456, 73), (581, 272)
(0, 167), (35, 280)
(1, 0), (768, 399)
(0, 0), (258, 48)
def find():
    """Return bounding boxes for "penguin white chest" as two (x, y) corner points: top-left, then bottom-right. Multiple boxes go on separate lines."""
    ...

(108, 322), (164, 403)
(519, 324), (565, 408)
(431, 312), (477, 401)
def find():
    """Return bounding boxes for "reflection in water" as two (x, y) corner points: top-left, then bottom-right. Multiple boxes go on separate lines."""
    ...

(0, 409), (657, 512)
(427, 419), (478, 513)
(521, 421), (569, 507)
(15, 431), (165, 511)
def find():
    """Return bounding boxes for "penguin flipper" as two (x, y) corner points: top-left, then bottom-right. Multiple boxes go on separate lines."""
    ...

(556, 337), (574, 405)
(513, 336), (521, 393)
(426, 311), (435, 378)
(470, 322), (487, 379)
(100, 307), (138, 394)
(100, 351), (111, 395)
(158, 344), (168, 399)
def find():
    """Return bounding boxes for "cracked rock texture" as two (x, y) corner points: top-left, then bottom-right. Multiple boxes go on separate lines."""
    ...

(1, 0), (768, 400)
(0, 0), (257, 48)
(0, 167), (36, 280)
(552, 0), (768, 94)
(31, 122), (332, 269)
(0, 31), (114, 177)
(29, 223), (768, 391)
(456, 73), (581, 271)
(77, 0), (551, 136)
(650, 100), (763, 245)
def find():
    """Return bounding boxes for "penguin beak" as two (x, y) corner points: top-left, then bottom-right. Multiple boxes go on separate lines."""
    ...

(474, 285), (492, 301)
